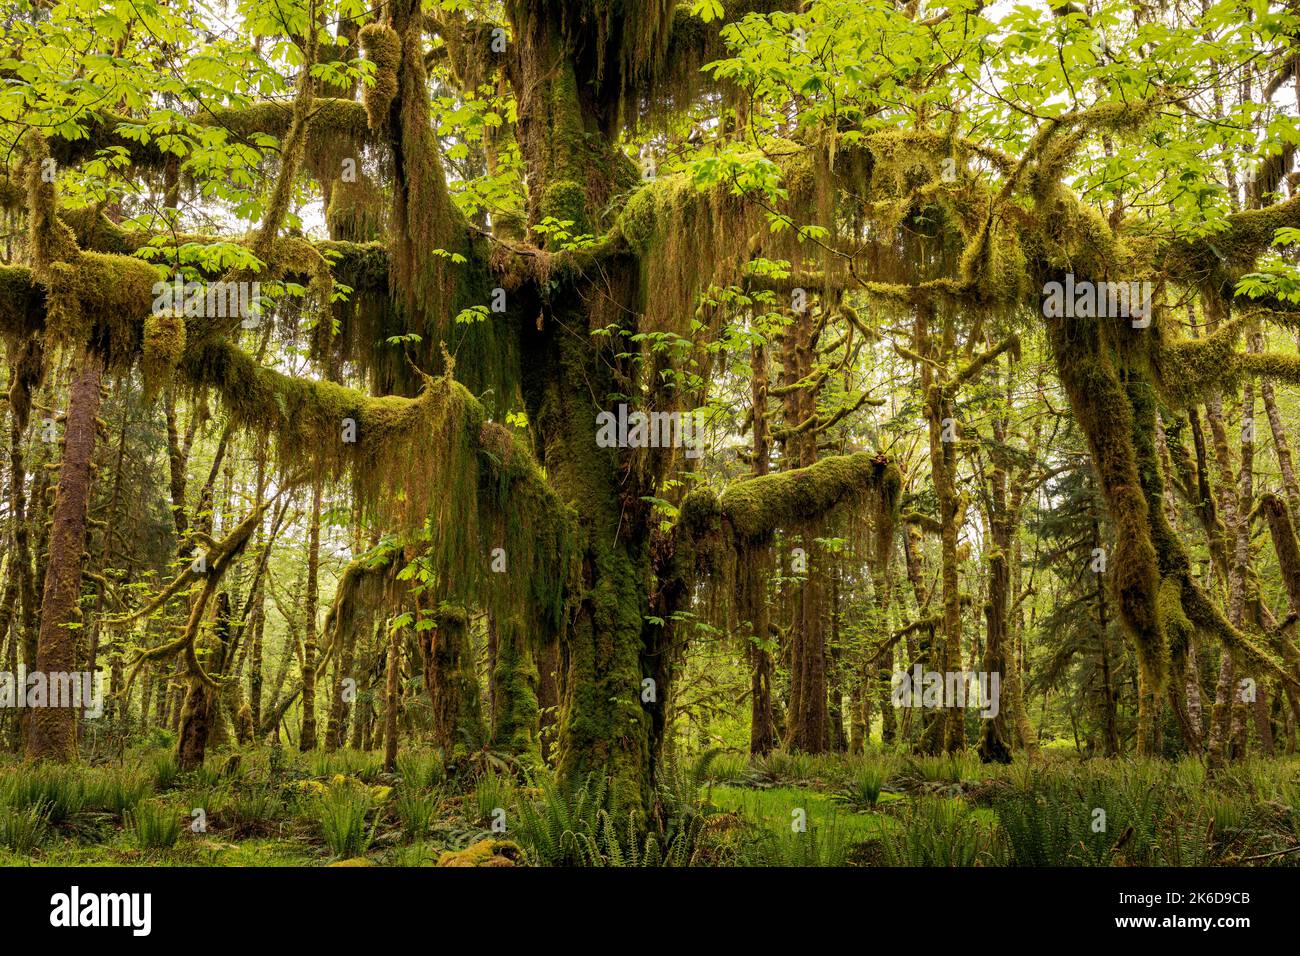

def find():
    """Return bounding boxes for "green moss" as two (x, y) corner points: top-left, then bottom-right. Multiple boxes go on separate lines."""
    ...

(1165, 194), (1300, 291)
(719, 451), (897, 544)
(1236, 350), (1300, 384)
(491, 616), (540, 755)
(44, 252), (159, 362)
(539, 180), (591, 234)
(58, 207), (134, 254)
(359, 24), (401, 131)
(140, 310), (186, 396)
(22, 132), (80, 273)
(436, 838), (522, 866)
(1157, 574), (1194, 665)
(427, 603), (485, 754)
(203, 98), (375, 190)
(0, 265), (42, 342)
(326, 176), (388, 243)
(1046, 310), (1165, 687)
(1150, 319), (1245, 407)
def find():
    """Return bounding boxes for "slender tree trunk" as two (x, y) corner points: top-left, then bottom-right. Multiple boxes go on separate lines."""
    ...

(26, 349), (104, 762)
(325, 608), (358, 751)
(1204, 389), (1246, 771)
(978, 454), (1012, 764)
(747, 338), (777, 755)
(383, 620), (399, 773)
(300, 481), (323, 750)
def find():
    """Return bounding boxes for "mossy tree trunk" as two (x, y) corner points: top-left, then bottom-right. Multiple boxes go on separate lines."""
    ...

(177, 591), (233, 771)
(1255, 493), (1300, 730)
(501, 9), (664, 812)
(747, 338), (778, 755)
(779, 306), (829, 754)
(916, 305), (965, 754)
(1203, 389), (1246, 770)
(528, 328), (654, 810)
(383, 620), (399, 773)
(26, 347), (103, 762)
(3, 337), (40, 750)
(977, 407), (1013, 765)
(326, 609), (358, 752)
(490, 615), (539, 755)
(299, 480), (323, 751)
(421, 604), (483, 757)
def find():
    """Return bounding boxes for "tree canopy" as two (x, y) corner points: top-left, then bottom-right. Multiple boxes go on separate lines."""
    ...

(3, 0), (1300, 868)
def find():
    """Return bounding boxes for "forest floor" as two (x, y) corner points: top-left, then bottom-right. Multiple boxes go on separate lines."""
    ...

(1, 740), (1298, 866)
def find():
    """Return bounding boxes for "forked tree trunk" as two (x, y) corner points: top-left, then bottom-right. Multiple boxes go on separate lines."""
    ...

(177, 592), (233, 771)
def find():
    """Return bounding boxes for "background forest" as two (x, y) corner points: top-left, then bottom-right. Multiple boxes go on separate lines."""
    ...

(3, 0), (1300, 868)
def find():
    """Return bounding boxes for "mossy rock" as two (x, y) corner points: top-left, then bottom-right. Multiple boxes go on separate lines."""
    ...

(327, 857), (375, 867)
(436, 839), (523, 867)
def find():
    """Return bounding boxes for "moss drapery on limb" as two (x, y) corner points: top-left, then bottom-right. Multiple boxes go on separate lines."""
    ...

(0, 261), (575, 655)
(184, 344), (577, 637)
(1161, 194), (1300, 294)
(714, 451), (901, 545)
(658, 452), (901, 755)
(364, 0), (469, 349)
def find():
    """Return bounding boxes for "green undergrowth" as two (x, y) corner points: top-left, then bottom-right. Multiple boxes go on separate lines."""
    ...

(0, 746), (1296, 867)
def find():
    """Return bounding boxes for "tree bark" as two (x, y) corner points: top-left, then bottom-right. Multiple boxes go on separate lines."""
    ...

(26, 348), (104, 762)
(299, 481), (323, 751)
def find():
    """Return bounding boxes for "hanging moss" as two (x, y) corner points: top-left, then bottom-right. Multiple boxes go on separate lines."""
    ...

(614, 172), (755, 337)
(140, 310), (186, 397)
(22, 132), (80, 274)
(363, 0), (484, 396)
(507, 0), (675, 134)
(318, 543), (402, 677)
(326, 175), (389, 243)
(44, 253), (159, 363)
(1147, 318), (1243, 408)
(477, 421), (578, 637)
(0, 175), (22, 213)
(0, 265), (43, 342)
(202, 98), (377, 191)
(359, 24), (401, 131)
(3, 331), (43, 430)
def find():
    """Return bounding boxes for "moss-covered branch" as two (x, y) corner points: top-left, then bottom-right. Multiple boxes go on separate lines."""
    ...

(716, 451), (900, 544)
